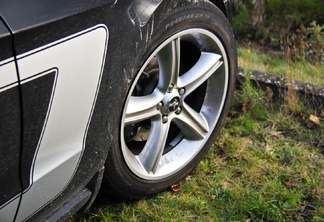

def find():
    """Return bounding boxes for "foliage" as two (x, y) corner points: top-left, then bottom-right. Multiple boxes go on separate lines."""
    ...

(232, 0), (324, 63)
(292, 21), (324, 63)
(232, 0), (324, 40)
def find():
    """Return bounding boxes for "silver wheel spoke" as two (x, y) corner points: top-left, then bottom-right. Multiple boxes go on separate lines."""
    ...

(137, 118), (170, 173)
(173, 103), (209, 140)
(178, 52), (223, 95)
(125, 91), (163, 125)
(156, 38), (180, 92)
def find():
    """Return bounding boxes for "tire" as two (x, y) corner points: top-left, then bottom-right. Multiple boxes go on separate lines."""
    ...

(103, 0), (237, 199)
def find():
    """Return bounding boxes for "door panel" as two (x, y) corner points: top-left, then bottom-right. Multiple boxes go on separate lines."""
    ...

(15, 25), (108, 221)
(0, 19), (21, 221)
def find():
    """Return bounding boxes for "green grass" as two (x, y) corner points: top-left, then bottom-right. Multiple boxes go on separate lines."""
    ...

(70, 74), (324, 221)
(237, 46), (324, 86)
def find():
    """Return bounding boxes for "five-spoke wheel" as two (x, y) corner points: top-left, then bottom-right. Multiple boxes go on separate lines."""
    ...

(121, 29), (228, 179)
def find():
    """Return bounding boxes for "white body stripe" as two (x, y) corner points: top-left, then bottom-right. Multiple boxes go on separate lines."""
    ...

(0, 59), (18, 92)
(15, 25), (108, 221)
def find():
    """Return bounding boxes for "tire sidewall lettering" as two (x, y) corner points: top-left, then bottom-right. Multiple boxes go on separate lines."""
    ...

(165, 13), (211, 30)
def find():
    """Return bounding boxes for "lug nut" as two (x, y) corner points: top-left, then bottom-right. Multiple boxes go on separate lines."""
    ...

(175, 107), (182, 115)
(179, 88), (185, 95)
(157, 102), (163, 110)
(162, 115), (168, 123)
(167, 84), (174, 93)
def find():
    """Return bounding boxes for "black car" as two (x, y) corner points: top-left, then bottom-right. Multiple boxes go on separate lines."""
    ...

(0, 0), (237, 221)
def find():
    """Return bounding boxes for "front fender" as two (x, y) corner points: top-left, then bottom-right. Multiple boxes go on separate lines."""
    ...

(128, 0), (163, 27)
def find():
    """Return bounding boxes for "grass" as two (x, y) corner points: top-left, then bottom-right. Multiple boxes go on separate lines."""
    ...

(70, 72), (324, 221)
(237, 45), (324, 86)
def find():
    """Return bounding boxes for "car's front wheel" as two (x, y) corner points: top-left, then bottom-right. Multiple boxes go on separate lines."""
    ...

(103, 0), (237, 199)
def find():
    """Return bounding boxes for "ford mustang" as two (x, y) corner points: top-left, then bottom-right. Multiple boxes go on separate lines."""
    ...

(0, 0), (237, 221)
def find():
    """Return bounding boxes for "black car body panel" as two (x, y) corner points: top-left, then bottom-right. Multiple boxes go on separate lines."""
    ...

(0, 0), (232, 221)
(0, 19), (14, 60)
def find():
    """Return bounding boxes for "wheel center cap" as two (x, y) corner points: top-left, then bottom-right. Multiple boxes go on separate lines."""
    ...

(168, 96), (180, 112)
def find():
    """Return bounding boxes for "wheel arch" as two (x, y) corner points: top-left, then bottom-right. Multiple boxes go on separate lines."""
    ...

(129, 0), (231, 29)
(208, 0), (234, 21)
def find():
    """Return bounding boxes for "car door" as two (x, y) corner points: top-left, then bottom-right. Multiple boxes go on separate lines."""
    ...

(0, 17), (22, 222)
(0, 1), (109, 220)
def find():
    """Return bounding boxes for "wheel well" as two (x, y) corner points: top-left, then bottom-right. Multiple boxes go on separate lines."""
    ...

(209, 0), (227, 17)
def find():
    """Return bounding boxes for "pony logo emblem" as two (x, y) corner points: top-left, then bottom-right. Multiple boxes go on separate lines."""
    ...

(168, 97), (180, 112)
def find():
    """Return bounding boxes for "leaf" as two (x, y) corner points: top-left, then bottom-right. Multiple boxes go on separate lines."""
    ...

(283, 179), (298, 187)
(309, 115), (320, 125)
(171, 184), (181, 192)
